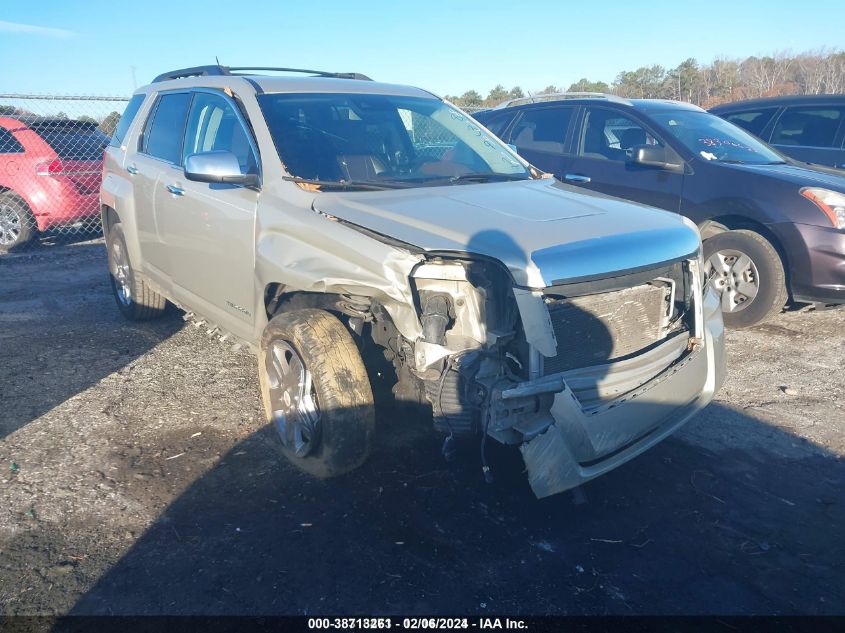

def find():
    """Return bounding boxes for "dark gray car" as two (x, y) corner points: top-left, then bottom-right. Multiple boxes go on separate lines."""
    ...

(710, 94), (845, 170)
(476, 94), (845, 327)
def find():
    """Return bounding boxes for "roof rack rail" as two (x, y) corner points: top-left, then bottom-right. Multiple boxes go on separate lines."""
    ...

(152, 66), (230, 82)
(495, 91), (630, 109)
(152, 65), (372, 83)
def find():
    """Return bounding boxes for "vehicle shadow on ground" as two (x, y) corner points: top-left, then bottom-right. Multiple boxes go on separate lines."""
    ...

(0, 226), (104, 257)
(0, 242), (183, 439)
(69, 400), (845, 616)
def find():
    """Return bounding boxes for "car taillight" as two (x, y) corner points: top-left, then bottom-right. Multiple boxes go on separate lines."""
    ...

(35, 159), (64, 176)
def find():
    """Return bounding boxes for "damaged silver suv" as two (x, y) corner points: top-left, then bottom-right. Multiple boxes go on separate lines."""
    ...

(101, 66), (726, 498)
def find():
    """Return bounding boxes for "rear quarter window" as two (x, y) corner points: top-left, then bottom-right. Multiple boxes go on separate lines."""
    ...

(723, 108), (778, 137)
(109, 94), (146, 148)
(476, 111), (514, 138)
(0, 128), (24, 154)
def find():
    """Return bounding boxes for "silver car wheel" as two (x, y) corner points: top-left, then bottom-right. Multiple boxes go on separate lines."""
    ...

(0, 204), (22, 246)
(265, 340), (321, 457)
(109, 238), (132, 307)
(705, 248), (760, 313)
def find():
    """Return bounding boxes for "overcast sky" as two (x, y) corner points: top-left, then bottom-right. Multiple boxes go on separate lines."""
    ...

(1, 0), (843, 97)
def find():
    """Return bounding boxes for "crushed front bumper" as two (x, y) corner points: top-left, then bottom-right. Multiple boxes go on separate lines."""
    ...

(518, 285), (726, 498)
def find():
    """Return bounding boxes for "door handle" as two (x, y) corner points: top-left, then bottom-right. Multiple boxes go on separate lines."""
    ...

(166, 184), (184, 196)
(564, 173), (591, 183)
(126, 165), (138, 175)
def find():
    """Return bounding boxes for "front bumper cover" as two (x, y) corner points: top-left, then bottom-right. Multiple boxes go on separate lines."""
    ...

(770, 222), (845, 304)
(519, 285), (726, 498)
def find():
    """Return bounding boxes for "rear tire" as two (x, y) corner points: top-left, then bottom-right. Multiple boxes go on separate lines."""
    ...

(0, 192), (37, 252)
(703, 229), (788, 328)
(259, 309), (375, 478)
(106, 223), (167, 320)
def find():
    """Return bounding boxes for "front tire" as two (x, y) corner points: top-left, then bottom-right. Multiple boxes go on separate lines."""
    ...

(0, 192), (37, 252)
(703, 229), (788, 328)
(259, 309), (375, 478)
(106, 223), (167, 320)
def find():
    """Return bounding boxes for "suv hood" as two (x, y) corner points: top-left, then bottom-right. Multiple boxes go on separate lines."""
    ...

(724, 161), (845, 190)
(314, 179), (701, 288)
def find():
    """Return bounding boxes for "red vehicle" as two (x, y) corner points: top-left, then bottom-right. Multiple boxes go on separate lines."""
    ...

(0, 117), (109, 250)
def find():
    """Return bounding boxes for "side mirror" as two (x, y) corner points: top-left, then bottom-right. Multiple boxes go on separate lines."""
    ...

(630, 145), (681, 171)
(184, 150), (259, 186)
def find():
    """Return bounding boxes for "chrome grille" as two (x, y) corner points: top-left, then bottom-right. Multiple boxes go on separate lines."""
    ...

(544, 284), (670, 374)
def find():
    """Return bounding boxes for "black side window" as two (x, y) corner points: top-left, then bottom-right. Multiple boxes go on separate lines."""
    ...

(478, 112), (514, 138)
(142, 93), (192, 163)
(771, 106), (845, 148)
(510, 107), (573, 154)
(724, 109), (777, 137)
(0, 128), (24, 154)
(109, 94), (146, 148)
(579, 108), (662, 161)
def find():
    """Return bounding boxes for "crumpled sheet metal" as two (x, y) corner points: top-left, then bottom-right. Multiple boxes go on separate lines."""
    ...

(520, 423), (581, 499)
(255, 198), (425, 340)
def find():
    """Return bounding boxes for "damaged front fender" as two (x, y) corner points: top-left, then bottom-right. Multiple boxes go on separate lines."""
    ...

(254, 191), (425, 341)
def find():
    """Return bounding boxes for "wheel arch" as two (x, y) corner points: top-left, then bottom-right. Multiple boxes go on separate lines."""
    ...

(0, 186), (37, 217)
(264, 285), (347, 321)
(101, 204), (120, 235)
(262, 285), (408, 369)
(700, 215), (793, 297)
(0, 187), (38, 247)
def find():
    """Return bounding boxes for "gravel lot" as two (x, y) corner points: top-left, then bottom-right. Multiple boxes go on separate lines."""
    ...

(1, 240), (843, 616)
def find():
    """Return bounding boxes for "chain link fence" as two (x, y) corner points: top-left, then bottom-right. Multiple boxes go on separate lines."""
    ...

(0, 94), (129, 253)
(396, 105), (494, 165)
(0, 94), (491, 254)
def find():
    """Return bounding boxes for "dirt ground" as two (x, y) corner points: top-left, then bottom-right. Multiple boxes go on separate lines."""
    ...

(1, 240), (843, 616)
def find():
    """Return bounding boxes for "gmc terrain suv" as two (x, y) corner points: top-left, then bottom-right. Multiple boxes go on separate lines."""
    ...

(101, 66), (725, 498)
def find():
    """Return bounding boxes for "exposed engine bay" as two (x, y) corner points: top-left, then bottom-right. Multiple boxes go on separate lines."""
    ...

(333, 255), (703, 495)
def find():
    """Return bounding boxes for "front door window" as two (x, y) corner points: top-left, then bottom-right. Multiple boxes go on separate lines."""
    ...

(579, 108), (662, 161)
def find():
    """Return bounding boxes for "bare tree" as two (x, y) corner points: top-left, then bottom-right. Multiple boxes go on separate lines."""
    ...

(450, 48), (843, 110)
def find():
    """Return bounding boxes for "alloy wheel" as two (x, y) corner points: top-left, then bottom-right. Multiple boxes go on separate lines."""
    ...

(109, 238), (132, 306)
(265, 340), (321, 457)
(0, 204), (22, 246)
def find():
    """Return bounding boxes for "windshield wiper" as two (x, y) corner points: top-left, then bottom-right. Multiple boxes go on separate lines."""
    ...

(283, 176), (410, 190)
(449, 173), (531, 183)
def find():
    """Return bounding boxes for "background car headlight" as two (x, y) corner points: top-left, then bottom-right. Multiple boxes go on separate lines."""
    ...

(800, 187), (845, 229)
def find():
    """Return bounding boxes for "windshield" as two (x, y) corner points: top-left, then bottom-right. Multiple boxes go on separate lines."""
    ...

(257, 93), (530, 188)
(650, 110), (784, 165)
